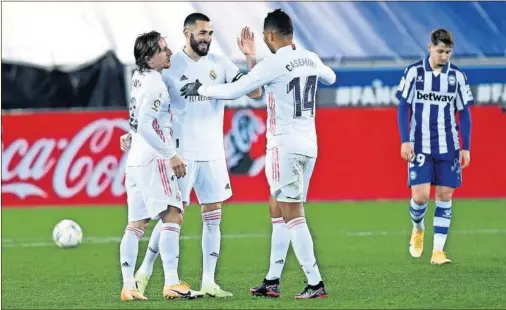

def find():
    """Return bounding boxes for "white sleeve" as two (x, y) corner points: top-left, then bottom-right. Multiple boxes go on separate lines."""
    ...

(315, 56), (336, 85)
(137, 85), (176, 159)
(199, 59), (276, 99)
(397, 66), (417, 105)
(221, 56), (244, 83)
(455, 71), (474, 110)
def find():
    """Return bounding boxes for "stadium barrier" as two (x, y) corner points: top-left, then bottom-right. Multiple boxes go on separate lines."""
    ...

(2, 106), (505, 207)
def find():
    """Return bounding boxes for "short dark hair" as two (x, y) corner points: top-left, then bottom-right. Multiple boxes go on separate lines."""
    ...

(264, 9), (293, 36)
(184, 13), (211, 28)
(134, 31), (162, 72)
(430, 28), (454, 48)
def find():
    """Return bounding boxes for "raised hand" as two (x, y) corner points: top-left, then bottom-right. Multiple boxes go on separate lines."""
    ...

(237, 26), (256, 56)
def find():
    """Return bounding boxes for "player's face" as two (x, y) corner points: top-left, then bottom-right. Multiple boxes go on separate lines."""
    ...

(187, 20), (213, 56)
(429, 43), (452, 67)
(151, 38), (172, 70)
(263, 30), (276, 54)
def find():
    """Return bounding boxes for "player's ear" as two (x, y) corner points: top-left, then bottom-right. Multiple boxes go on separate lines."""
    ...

(183, 28), (190, 39)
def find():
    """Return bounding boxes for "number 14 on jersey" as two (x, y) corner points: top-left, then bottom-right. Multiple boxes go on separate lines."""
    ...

(287, 75), (317, 118)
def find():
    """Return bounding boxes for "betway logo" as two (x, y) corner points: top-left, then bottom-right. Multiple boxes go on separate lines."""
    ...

(416, 92), (454, 102)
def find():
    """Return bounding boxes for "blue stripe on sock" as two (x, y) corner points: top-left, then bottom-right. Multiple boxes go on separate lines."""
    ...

(409, 200), (427, 223)
(409, 207), (426, 223)
(434, 226), (449, 234)
(434, 206), (452, 219)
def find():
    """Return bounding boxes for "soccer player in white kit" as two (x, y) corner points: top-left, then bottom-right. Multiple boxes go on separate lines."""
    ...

(181, 9), (336, 299)
(120, 31), (203, 301)
(123, 13), (262, 298)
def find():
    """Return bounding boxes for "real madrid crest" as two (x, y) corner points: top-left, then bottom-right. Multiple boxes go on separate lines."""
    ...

(209, 70), (217, 80)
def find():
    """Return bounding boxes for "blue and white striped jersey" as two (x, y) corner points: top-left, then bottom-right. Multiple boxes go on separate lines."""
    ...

(397, 57), (474, 155)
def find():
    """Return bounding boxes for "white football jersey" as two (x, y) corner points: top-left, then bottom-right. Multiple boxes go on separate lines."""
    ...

(162, 51), (244, 161)
(127, 69), (176, 167)
(199, 45), (336, 157)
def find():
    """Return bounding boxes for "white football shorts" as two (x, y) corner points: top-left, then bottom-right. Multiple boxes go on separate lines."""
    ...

(177, 157), (232, 205)
(125, 158), (183, 222)
(265, 147), (316, 203)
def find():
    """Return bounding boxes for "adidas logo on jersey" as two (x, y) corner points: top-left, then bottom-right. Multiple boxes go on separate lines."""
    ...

(180, 75), (188, 81)
(225, 183), (231, 190)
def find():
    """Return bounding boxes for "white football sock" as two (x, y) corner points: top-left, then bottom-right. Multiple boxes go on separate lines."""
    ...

(287, 217), (322, 286)
(137, 220), (162, 277)
(434, 200), (452, 251)
(410, 199), (428, 231)
(265, 217), (290, 280)
(159, 222), (181, 287)
(201, 209), (221, 286)
(120, 226), (144, 289)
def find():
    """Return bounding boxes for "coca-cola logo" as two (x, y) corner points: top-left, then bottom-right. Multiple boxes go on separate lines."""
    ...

(2, 118), (129, 200)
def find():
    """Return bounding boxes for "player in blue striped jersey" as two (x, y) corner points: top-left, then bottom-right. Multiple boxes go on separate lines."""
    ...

(396, 28), (472, 265)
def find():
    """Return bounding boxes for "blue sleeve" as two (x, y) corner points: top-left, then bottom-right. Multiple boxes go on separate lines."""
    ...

(459, 106), (472, 150)
(397, 103), (410, 143)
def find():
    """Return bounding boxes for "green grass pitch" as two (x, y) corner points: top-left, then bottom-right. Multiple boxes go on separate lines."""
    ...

(2, 200), (506, 309)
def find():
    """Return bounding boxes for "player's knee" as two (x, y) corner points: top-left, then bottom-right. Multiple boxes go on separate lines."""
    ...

(411, 185), (430, 205)
(277, 201), (304, 222)
(201, 202), (222, 213)
(436, 187), (454, 201)
(159, 206), (183, 226)
(127, 219), (149, 232)
(412, 192), (429, 205)
(268, 195), (282, 218)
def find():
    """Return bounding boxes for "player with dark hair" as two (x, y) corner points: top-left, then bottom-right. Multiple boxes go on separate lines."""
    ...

(397, 28), (473, 265)
(121, 13), (262, 298)
(181, 9), (335, 299)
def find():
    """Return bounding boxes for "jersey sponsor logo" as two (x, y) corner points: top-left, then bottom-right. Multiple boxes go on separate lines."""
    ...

(188, 95), (213, 102)
(180, 75), (188, 81)
(416, 92), (455, 102)
(209, 70), (217, 80)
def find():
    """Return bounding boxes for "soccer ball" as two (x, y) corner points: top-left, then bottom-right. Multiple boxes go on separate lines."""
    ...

(52, 219), (83, 248)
